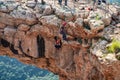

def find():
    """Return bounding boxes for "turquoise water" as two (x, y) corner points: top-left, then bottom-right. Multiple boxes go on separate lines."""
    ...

(107, 0), (120, 5)
(0, 56), (59, 80)
(109, 0), (120, 3)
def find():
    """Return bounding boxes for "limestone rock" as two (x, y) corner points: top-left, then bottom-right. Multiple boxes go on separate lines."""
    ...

(116, 52), (120, 60)
(35, 12), (42, 18)
(0, 3), (8, 13)
(89, 20), (104, 30)
(55, 7), (75, 21)
(4, 27), (16, 43)
(10, 8), (37, 25)
(55, 8), (65, 20)
(75, 18), (83, 27)
(0, 12), (15, 26)
(34, 3), (45, 14)
(102, 27), (113, 41)
(5, 1), (20, 11)
(91, 40), (108, 55)
(0, 23), (6, 29)
(116, 23), (120, 27)
(0, 1), (120, 80)
(26, 1), (36, 8)
(43, 5), (54, 15)
(39, 15), (61, 27)
(105, 54), (117, 61)
(77, 11), (89, 19)
(18, 24), (30, 31)
(21, 35), (39, 58)
(102, 17), (111, 26)
(64, 11), (75, 21)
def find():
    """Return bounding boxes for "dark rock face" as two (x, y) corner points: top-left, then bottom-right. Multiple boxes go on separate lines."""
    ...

(0, 0), (120, 80)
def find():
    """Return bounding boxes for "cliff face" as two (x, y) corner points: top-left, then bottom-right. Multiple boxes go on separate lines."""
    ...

(0, 0), (120, 80)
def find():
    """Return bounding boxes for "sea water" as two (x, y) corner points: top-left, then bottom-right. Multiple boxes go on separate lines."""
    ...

(107, 0), (120, 5)
(0, 56), (59, 80)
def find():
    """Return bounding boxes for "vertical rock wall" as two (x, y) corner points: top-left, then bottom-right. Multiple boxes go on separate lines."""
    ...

(0, 0), (120, 80)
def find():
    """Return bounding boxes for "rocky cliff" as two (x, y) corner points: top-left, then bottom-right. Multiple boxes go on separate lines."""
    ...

(0, 0), (120, 80)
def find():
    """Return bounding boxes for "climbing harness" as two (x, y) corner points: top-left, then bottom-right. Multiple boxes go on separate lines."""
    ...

(54, 36), (62, 49)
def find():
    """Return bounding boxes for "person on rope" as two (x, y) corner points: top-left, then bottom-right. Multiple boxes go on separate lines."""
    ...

(60, 21), (67, 41)
(58, 0), (68, 6)
(102, 0), (106, 4)
(98, 0), (106, 5)
(34, 0), (45, 4)
(35, 0), (38, 3)
(75, 0), (79, 2)
(54, 36), (62, 50)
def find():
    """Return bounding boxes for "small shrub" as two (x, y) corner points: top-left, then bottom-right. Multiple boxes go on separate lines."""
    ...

(107, 39), (120, 53)
(95, 14), (101, 20)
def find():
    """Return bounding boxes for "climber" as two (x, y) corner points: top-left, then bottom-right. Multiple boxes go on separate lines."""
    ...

(34, 0), (45, 5)
(35, 0), (38, 3)
(60, 21), (67, 41)
(98, 0), (106, 5)
(74, 0), (79, 2)
(54, 36), (62, 50)
(58, 0), (68, 6)
(41, 0), (46, 5)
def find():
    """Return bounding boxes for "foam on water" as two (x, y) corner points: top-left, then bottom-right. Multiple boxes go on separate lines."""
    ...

(0, 56), (59, 80)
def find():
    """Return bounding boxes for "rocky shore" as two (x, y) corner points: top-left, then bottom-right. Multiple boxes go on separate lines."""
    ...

(0, 0), (120, 80)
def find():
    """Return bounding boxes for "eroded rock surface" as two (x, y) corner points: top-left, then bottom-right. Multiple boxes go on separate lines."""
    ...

(0, 0), (120, 80)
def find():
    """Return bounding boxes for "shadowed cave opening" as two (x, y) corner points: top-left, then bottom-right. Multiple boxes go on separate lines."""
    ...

(1, 38), (10, 47)
(1, 39), (18, 54)
(37, 35), (45, 58)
